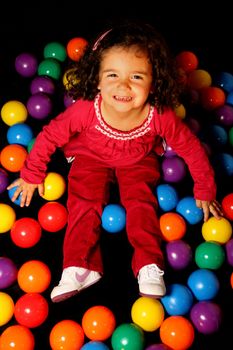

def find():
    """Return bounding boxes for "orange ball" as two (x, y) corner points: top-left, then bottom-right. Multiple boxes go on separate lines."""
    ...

(17, 260), (51, 293)
(0, 144), (28, 172)
(175, 51), (198, 73)
(0, 324), (35, 350)
(49, 319), (85, 350)
(82, 305), (116, 341)
(200, 86), (226, 110)
(230, 272), (233, 288)
(187, 69), (212, 90)
(66, 37), (88, 61)
(159, 212), (186, 241)
(160, 315), (195, 350)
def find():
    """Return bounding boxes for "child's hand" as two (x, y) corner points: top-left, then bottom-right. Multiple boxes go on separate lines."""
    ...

(196, 199), (223, 222)
(7, 178), (44, 207)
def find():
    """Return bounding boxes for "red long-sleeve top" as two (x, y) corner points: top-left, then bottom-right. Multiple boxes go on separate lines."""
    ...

(21, 94), (216, 201)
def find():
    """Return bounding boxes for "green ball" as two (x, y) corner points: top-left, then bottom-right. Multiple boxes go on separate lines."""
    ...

(111, 323), (144, 350)
(195, 241), (225, 269)
(229, 126), (233, 147)
(38, 58), (62, 80)
(43, 42), (67, 62)
(27, 137), (36, 153)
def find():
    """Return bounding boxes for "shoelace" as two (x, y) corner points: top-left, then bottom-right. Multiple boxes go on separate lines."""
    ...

(142, 264), (164, 281)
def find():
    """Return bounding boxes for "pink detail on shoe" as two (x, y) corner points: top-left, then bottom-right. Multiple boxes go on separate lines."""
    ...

(75, 269), (91, 283)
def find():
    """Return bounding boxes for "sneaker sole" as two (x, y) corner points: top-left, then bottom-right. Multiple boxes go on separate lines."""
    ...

(139, 291), (166, 299)
(51, 276), (102, 303)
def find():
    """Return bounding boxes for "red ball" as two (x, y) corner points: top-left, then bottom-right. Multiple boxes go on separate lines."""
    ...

(66, 37), (88, 62)
(14, 293), (49, 328)
(38, 201), (68, 232)
(200, 86), (226, 110)
(222, 193), (233, 220)
(10, 217), (42, 248)
(175, 51), (198, 73)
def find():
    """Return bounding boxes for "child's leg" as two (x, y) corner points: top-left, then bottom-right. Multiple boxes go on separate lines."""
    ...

(116, 153), (163, 277)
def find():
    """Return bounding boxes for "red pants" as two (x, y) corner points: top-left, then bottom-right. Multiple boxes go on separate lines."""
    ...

(63, 153), (164, 277)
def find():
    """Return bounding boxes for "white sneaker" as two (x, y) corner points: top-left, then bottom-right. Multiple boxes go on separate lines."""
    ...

(138, 264), (166, 298)
(50, 266), (102, 303)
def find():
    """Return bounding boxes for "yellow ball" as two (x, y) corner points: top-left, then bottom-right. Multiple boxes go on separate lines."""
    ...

(187, 69), (212, 90)
(1, 100), (28, 126)
(0, 204), (16, 233)
(0, 292), (14, 326)
(131, 296), (165, 332)
(174, 103), (186, 119)
(42, 172), (66, 201)
(202, 217), (232, 244)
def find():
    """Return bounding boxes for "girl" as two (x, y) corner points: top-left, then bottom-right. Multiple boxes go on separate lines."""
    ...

(8, 21), (222, 302)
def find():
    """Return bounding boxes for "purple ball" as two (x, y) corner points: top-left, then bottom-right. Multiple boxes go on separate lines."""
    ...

(163, 145), (177, 158)
(27, 92), (53, 119)
(15, 52), (38, 77)
(165, 239), (193, 270)
(30, 76), (55, 95)
(190, 301), (222, 334)
(145, 345), (171, 350)
(215, 105), (233, 127)
(0, 257), (18, 289)
(162, 156), (187, 183)
(225, 238), (233, 266)
(63, 93), (76, 108)
(0, 168), (9, 194)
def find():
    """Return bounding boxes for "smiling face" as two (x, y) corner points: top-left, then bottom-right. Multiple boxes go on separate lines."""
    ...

(98, 45), (153, 115)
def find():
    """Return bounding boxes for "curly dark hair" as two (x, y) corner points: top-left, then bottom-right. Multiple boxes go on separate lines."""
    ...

(66, 20), (182, 113)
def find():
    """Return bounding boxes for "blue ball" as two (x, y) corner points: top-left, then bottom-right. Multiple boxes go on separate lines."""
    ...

(156, 183), (179, 211)
(187, 268), (220, 301)
(101, 204), (126, 233)
(81, 341), (110, 350)
(176, 196), (203, 225)
(7, 123), (34, 147)
(8, 186), (22, 206)
(161, 283), (194, 315)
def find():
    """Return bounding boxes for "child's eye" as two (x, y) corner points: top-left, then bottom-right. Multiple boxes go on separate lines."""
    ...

(107, 73), (117, 78)
(132, 75), (143, 80)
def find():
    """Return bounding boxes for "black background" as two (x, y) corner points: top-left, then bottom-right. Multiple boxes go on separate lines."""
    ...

(0, 1), (233, 349)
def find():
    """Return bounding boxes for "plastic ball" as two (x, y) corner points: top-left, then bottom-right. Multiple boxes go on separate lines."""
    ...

(145, 345), (171, 350)
(229, 126), (233, 146)
(0, 257), (18, 289)
(187, 268), (220, 301)
(213, 71), (233, 93)
(225, 238), (233, 266)
(7, 123), (34, 147)
(66, 37), (88, 61)
(195, 241), (225, 269)
(17, 260), (51, 293)
(0, 168), (9, 194)
(159, 212), (186, 241)
(187, 69), (212, 90)
(156, 184), (179, 212)
(0, 292), (14, 326)
(111, 323), (144, 350)
(0, 325), (35, 350)
(101, 204), (126, 233)
(0, 203), (16, 234)
(165, 239), (192, 270)
(212, 152), (233, 177)
(131, 297), (164, 332)
(0, 144), (28, 172)
(174, 103), (186, 119)
(200, 86), (226, 110)
(14, 293), (49, 328)
(202, 216), (232, 244)
(15, 52), (38, 77)
(215, 104), (233, 126)
(27, 138), (35, 153)
(161, 283), (194, 316)
(176, 196), (203, 225)
(221, 192), (233, 220)
(161, 156), (187, 183)
(30, 75), (56, 95)
(1, 100), (28, 126)
(43, 41), (67, 62)
(49, 319), (85, 350)
(38, 201), (68, 232)
(175, 51), (198, 73)
(230, 272), (233, 288)
(42, 172), (66, 201)
(64, 92), (76, 108)
(38, 58), (62, 80)
(160, 315), (195, 350)
(10, 217), (42, 248)
(190, 301), (222, 334)
(163, 144), (177, 158)
(204, 124), (228, 148)
(8, 185), (23, 206)
(82, 305), (116, 341)
(81, 341), (110, 350)
(26, 92), (53, 120)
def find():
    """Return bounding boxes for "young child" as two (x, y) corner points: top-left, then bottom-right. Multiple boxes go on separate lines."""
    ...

(8, 21), (223, 303)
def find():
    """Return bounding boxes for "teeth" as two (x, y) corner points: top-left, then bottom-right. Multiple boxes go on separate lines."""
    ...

(115, 96), (132, 101)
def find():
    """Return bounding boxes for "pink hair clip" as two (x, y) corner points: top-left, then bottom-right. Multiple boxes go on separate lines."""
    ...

(92, 29), (112, 51)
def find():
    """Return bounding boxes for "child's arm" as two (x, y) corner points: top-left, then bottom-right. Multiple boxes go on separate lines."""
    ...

(7, 178), (44, 207)
(196, 199), (223, 222)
